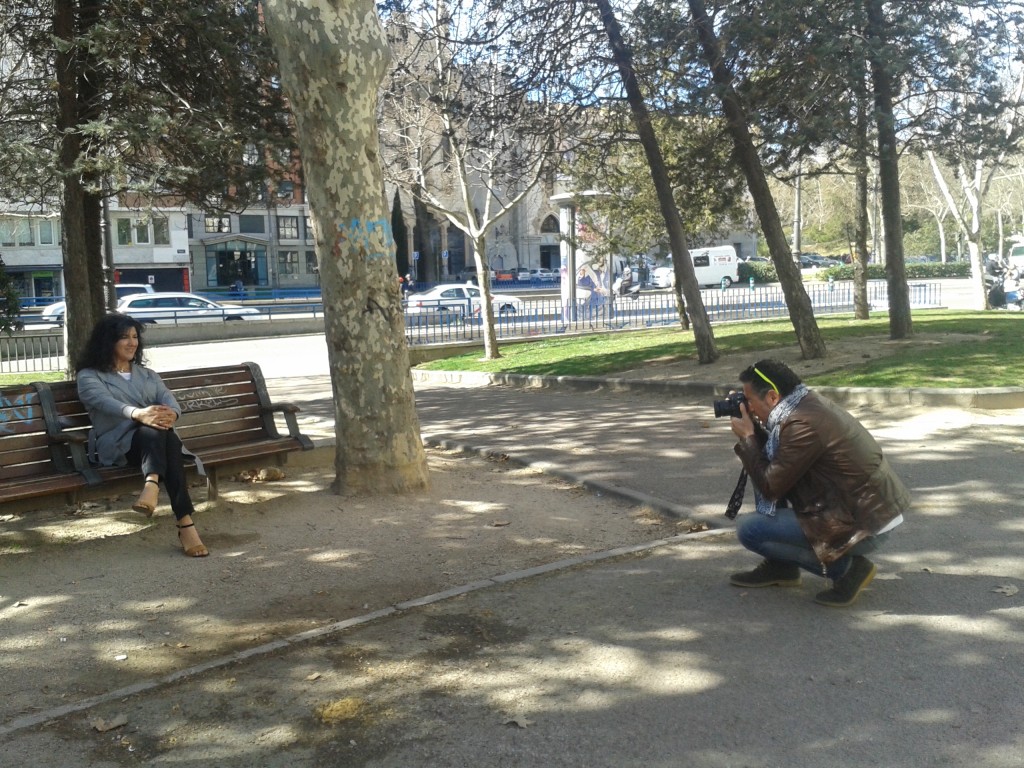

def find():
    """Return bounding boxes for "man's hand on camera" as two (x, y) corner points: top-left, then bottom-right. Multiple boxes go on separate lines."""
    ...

(730, 400), (756, 440)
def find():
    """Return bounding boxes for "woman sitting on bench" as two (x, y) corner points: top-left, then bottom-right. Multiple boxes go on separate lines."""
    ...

(76, 313), (208, 558)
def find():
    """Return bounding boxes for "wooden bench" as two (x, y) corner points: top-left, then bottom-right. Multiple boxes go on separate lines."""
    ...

(0, 383), (86, 504)
(35, 361), (314, 502)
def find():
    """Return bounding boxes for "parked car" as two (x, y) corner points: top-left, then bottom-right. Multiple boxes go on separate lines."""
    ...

(117, 292), (260, 324)
(798, 253), (841, 268)
(514, 268), (531, 281)
(529, 268), (557, 282)
(457, 265), (496, 283)
(404, 283), (522, 315)
(40, 283), (155, 325)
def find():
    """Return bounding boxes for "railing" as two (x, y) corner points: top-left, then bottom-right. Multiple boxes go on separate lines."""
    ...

(3, 280), (942, 375)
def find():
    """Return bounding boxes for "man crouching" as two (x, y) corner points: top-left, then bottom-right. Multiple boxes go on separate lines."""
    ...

(726, 359), (909, 607)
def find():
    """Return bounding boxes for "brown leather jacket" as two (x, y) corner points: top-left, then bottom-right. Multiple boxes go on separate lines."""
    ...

(734, 391), (910, 565)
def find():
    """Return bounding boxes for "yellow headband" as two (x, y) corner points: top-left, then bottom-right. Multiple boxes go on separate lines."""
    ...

(753, 366), (779, 394)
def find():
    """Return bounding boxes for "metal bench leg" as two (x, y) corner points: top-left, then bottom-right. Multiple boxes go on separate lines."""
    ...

(206, 468), (219, 502)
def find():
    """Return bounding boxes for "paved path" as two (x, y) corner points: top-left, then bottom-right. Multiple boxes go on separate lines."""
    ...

(3, 335), (1024, 766)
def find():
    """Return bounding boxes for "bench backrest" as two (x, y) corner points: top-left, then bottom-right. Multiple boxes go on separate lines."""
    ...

(0, 384), (71, 482)
(47, 362), (285, 457)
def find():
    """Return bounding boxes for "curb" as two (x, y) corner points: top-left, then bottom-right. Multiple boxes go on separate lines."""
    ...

(422, 436), (717, 527)
(410, 369), (1024, 410)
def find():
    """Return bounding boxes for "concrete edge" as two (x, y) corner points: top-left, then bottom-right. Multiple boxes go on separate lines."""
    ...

(421, 436), (722, 529)
(410, 369), (1024, 410)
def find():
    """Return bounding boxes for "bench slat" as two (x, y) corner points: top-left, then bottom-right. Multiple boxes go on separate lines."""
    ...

(2, 361), (312, 507)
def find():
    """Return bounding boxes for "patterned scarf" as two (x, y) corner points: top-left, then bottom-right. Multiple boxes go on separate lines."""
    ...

(753, 384), (809, 516)
(724, 384), (810, 519)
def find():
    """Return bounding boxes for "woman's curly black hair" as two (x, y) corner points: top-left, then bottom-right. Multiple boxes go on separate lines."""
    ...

(74, 313), (147, 374)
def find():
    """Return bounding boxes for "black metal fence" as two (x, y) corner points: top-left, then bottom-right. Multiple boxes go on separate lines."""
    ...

(3, 280), (942, 375)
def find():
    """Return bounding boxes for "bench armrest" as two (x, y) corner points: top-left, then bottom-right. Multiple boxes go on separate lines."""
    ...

(262, 401), (309, 444)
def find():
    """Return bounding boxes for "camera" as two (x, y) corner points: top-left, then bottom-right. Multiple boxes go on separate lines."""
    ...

(713, 392), (746, 419)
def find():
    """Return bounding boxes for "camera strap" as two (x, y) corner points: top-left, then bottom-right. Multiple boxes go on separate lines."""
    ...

(724, 469), (748, 519)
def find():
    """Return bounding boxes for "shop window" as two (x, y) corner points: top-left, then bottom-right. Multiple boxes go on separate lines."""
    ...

(278, 216), (299, 239)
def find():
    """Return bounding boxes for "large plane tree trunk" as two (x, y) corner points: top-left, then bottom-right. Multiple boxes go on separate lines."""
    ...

(263, 0), (428, 494)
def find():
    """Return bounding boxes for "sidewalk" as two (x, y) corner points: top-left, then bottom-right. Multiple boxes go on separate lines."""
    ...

(3, 366), (1024, 767)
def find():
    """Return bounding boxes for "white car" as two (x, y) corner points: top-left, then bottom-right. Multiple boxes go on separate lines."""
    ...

(40, 284), (154, 325)
(530, 268), (557, 282)
(117, 292), (260, 324)
(405, 283), (522, 315)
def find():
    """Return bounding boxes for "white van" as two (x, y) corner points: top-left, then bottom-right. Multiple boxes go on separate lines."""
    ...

(652, 245), (741, 289)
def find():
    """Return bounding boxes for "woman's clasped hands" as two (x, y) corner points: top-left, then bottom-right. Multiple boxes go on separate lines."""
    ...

(133, 404), (178, 430)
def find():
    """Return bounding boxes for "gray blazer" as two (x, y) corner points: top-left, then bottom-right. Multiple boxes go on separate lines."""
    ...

(76, 364), (181, 467)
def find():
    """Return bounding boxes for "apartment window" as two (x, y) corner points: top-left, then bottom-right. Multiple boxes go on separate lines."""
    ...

(305, 250), (318, 273)
(0, 220), (14, 247)
(239, 215), (265, 234)
(278, 250), (299, 275)
(16, 219), (33, 246)
(116, 218), (133, 245)
(277, 180), (294, 200)
(38, 220), (55, 245)
(134, 219), (150, 244)
(277, 216), (299, 239)
(153, 218), (170, 245)
(205, 215), (231, 234)
(304, 215), (314, 241)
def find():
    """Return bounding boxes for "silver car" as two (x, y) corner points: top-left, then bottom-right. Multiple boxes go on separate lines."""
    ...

(117, 292), (260, 324)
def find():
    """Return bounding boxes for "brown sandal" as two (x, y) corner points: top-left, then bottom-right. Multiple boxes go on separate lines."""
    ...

(177, 522), (209, 558)
(132, 479), (159, 517)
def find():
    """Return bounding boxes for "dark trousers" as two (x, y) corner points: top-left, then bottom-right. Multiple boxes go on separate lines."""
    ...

(125, 426), (195, 521)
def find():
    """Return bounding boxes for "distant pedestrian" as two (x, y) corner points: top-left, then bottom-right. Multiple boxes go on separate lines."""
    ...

(723, 359), (908, 607)
(404, 272), (415, 295)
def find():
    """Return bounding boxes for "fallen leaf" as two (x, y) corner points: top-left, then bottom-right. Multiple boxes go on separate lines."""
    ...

(491, 521), (511, 527)
(992, 584), (1019, 596)
(91, 715), (128, 732)
(114, 654), (128, 661)
(257, 467), (285, 481)
(503, 716), (534, 728)
(175, 642), (190, 648)
(306, 672), (322, 681)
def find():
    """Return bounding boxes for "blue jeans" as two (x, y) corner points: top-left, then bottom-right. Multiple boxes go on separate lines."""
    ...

(735, 507), (888, 580)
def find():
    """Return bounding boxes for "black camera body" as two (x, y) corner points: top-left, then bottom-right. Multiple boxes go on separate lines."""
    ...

(713, 392), (746, 419)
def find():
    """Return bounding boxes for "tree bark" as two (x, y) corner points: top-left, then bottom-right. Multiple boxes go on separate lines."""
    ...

(263, 0), (428, 494)
(55, 0), (105, 373)
(593, 0), (715, 358)
(852, 85), (871, 320)
(687, 0), (826, 360)
(865, 0), (911, 338)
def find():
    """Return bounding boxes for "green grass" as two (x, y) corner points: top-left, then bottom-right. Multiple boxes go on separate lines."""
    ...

(416, 310), (1024, 389)
(0, 371), (65, 386)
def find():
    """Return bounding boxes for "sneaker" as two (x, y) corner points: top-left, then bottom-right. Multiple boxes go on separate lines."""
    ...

(814, 556), (877, 607)
(729, 559), (802, 588)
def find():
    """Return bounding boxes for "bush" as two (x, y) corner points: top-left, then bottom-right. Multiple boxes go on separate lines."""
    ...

(739, 259), (969, 285)
(820, 261), (971, 280)
(738, 261), (777, 284)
